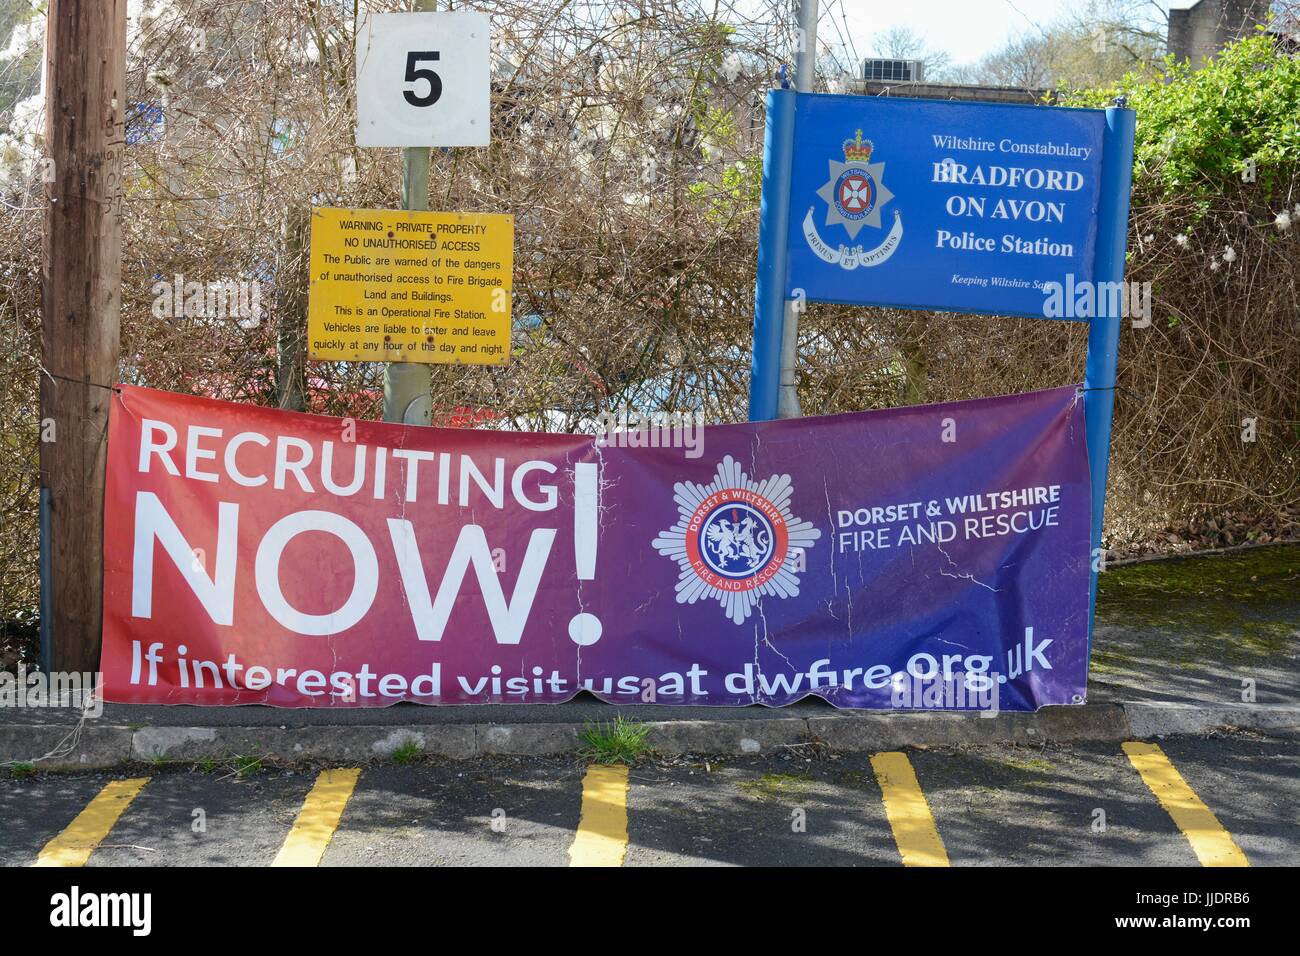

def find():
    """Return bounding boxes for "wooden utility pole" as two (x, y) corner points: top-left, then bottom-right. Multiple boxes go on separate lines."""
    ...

(40, 0), (128, 672)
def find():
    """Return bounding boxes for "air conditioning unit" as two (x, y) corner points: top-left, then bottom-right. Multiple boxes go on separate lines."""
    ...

(861, 58), (925, 83)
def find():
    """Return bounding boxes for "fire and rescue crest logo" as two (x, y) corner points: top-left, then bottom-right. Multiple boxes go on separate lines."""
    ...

(803, 129), (904, 270)
(652, 456), (821, 624)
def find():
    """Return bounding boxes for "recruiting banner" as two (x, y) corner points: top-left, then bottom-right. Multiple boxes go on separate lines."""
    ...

(101, 384), (1092, 710)
(785, 94), (1106, 318)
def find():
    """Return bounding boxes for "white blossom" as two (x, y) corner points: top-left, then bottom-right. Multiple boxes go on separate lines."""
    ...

(0, 94), (45, 189)
(1174, 233), (1189, 247)
(719, 52), (742, 83)
(1275, 210), (1293, 231)
(0, 16), (42, 61)
(1222, 245), (1237, 263)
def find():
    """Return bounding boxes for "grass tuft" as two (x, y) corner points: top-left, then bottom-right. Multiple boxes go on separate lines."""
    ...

(230, 754), (263, 779)
(578, 716), (652, 765)
(391, 741), (423, 765)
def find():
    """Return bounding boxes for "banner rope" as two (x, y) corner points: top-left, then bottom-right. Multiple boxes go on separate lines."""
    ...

(40, 371), (122, 394)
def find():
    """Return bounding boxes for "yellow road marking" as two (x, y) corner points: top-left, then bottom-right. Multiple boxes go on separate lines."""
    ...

(871, 752), (950, 867)
(33, 777), (150, 867)
(1122, 742), (1249, 867)
(272, 768), (361, 867)
(569, 764), (629, 867)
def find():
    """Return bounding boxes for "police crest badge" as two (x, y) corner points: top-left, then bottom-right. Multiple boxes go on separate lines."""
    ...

(803, 129), (904, 270)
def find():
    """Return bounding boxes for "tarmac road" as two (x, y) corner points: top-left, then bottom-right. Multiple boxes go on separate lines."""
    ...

(2, 729), (1295, 867)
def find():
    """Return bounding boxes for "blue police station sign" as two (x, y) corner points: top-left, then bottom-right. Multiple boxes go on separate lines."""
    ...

(749, 86), (1136, 651)
(784, 94), (1106, 318)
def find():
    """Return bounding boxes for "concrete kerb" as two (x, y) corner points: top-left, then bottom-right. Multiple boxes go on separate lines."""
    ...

(2, 702), (1298, 771)
(1122, 702), (1300, 738)
(0, 721), (133, 770)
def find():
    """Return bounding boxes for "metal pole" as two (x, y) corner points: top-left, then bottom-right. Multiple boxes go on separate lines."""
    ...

(793, 0), (818, 92)
(748, 88), (796, 422)
(384, 0), (436, 426)
(775, 0), (818, 420)
(39, 488), (52, 673)
(749, 0), (817, 422)
(1084, 104), (1136, 647)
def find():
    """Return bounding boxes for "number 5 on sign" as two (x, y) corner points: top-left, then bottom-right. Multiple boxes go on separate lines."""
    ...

(355, 10), (489, 148)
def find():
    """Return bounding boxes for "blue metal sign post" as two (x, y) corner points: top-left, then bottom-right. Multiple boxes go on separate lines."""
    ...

(749, 90), (1136, 647)
(750, 88), (798, 426)
(1084, 105), (1137, 635)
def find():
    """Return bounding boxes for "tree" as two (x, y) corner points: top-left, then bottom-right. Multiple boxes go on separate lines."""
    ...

(869, 25), (952, 81)
(976, 32), (1059, 89)
(966, 0), (1166, 91)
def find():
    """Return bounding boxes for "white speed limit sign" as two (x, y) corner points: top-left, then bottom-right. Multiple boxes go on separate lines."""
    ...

(355, 10), (489, 148)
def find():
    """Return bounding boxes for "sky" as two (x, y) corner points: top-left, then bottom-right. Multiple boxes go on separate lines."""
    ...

(828, 0), (1174, 69)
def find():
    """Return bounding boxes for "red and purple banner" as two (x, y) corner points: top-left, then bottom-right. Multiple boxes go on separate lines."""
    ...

(101, 384), (1092, 710)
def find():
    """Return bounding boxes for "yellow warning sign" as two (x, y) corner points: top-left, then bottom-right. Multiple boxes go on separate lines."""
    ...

(308, 206), (513, 365)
